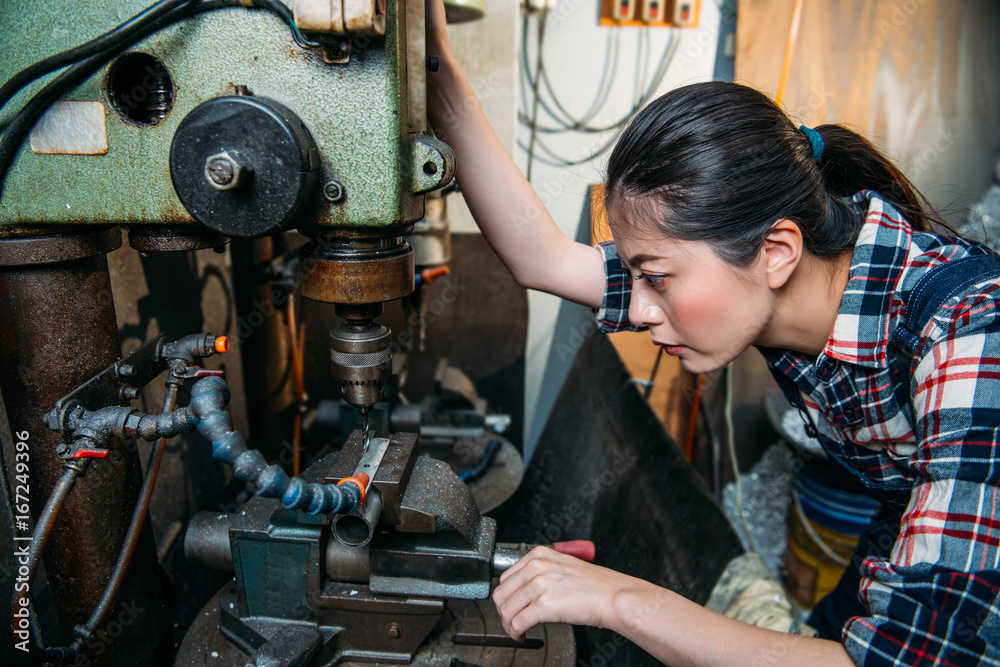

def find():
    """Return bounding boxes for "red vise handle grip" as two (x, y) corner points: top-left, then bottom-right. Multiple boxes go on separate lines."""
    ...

(552, 540), (596, 562)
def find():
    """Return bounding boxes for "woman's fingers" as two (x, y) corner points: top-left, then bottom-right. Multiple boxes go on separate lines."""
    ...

(492, 546), (613, 639)
(498, 545), (554, 585)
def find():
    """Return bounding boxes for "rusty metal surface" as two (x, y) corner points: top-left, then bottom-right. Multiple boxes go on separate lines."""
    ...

(304, 234), (528, 452)
(0, 245), (170, 665)
(105, 240), (249, 650)
(300, 242), (415, 304)
(0, 226), (121, 266)
(128, 227), (228, 253)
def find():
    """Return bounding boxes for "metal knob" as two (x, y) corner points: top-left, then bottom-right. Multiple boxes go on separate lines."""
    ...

(204, 151), (250, 191)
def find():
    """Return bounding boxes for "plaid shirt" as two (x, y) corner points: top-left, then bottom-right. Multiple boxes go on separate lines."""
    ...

(594, 192), (1000, 665)
(594, 240), (646, 334)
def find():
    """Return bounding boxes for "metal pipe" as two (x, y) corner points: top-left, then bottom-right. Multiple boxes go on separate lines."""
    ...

(0, 229), (171, 664)
(324, 536), (371, 583)
(229, 236), (296, 463)
(74, 382), (179, 651)
(492, 542), (532, 577)
(184, 511), (233, 571)
(332, 488), (382, 547)
(10, 461), (87, 663)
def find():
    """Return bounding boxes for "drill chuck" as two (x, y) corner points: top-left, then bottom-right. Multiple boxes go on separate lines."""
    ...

(330, 322), (392, 410)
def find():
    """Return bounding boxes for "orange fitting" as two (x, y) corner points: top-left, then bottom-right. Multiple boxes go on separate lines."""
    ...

(214, 335), (230, 354)
(420, 266), (450, 284)
(337, 472), (370, 504)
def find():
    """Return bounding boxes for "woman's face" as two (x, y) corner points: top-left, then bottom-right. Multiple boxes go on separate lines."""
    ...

(612, 228), (775, 374)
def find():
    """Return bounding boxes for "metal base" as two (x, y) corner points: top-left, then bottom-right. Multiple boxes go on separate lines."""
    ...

(176, 583), (575, 666)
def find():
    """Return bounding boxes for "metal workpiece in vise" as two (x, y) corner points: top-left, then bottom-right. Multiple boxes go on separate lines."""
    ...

(181, 429), (577, 666)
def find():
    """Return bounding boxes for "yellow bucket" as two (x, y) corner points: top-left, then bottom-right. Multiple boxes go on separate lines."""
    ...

(783, 470), (880, 610)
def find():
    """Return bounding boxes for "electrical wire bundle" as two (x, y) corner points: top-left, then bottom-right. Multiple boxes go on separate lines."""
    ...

(518, 10), (681, 177)
(0, 0), (320, 199)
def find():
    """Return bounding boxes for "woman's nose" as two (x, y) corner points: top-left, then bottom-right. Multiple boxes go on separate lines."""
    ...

(628, 282), (665, 328)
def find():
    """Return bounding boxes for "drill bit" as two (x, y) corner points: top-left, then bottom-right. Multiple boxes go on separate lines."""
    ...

(361, 412), (370, 452)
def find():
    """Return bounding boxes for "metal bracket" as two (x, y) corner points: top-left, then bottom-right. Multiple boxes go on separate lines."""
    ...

(43, 335), (168, 439)
(411, 135), (456, 194)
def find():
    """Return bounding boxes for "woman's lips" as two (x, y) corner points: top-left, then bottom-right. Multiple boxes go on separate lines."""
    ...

(660, 345), (685, 355)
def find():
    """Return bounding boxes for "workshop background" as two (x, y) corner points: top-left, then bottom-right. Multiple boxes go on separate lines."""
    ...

(1, 1), (998, 666)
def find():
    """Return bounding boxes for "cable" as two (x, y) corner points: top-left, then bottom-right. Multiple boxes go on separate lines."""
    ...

(0, 398), (20, 566)
(700, 390), (723, 503)
(527, 30), (620, 134)
(0, 0), (194, 114)
(524, 7), (550, 182)
(517, 29), (680, 167)
(286, 295), (307, 477)
(725, 363), (756, 553)
(72, 382), (180, 654)
(519, 27), (678, 137)
(0, 0), (319, 200)
(250, 0), (323, 49)
(10, 461), (89, 663)
(516, 121), (624, 168)
(683, 374), (704, 461)
(643, 346), (664, 400)
(775, 0), (804, 108)
(633, 29), (649, 109)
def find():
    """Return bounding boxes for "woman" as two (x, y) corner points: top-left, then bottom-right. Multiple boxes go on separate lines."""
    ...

(425, 2), (1000, 664)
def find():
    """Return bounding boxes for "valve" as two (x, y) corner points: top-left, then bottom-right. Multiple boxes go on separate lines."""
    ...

(55, 439), (110, 460)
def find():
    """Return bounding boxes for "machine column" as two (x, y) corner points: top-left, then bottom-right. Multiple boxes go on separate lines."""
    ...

(0, 227), (170, 665)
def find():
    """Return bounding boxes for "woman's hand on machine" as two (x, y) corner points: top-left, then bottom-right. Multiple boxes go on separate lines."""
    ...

(492, 546), (648, 640)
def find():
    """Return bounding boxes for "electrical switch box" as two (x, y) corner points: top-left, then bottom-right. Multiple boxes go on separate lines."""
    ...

(599, 0), (698, 27)
(614, 0), (636, 21)
(642, 0), (662, 23)
(672, 0), (697, 27)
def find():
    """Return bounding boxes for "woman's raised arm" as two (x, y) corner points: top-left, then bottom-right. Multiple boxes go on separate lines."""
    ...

(425, 0), (606, 310)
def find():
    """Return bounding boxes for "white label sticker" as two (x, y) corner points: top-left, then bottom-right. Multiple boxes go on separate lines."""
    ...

(29, 101), (108, 155)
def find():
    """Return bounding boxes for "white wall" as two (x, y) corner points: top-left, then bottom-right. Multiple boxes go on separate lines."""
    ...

(448, 1), (724, 461)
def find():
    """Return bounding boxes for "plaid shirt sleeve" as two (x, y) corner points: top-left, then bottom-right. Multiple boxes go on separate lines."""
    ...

(843, 283), (1000, 665)
(593, 241), (647, 333)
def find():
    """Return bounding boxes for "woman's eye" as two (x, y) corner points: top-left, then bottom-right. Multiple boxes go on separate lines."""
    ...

(636, 272), (667, 287)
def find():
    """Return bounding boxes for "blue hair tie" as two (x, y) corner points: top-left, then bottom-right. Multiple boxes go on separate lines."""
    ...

(799, 125), (824, 163)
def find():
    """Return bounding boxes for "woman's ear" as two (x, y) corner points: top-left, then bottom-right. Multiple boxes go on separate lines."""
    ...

(760, 219), (803, 290)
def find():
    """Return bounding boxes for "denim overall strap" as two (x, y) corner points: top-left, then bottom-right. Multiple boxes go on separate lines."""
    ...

(810, 253), (1000, 637)
(889, 253), (1000, 403)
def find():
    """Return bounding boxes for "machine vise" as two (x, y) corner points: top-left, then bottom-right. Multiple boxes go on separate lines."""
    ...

(180, 430), (574, 666)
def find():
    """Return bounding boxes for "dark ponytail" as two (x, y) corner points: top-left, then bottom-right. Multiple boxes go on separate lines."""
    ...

(605, 82), (944, 267)
(815, 124), (940, 233)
